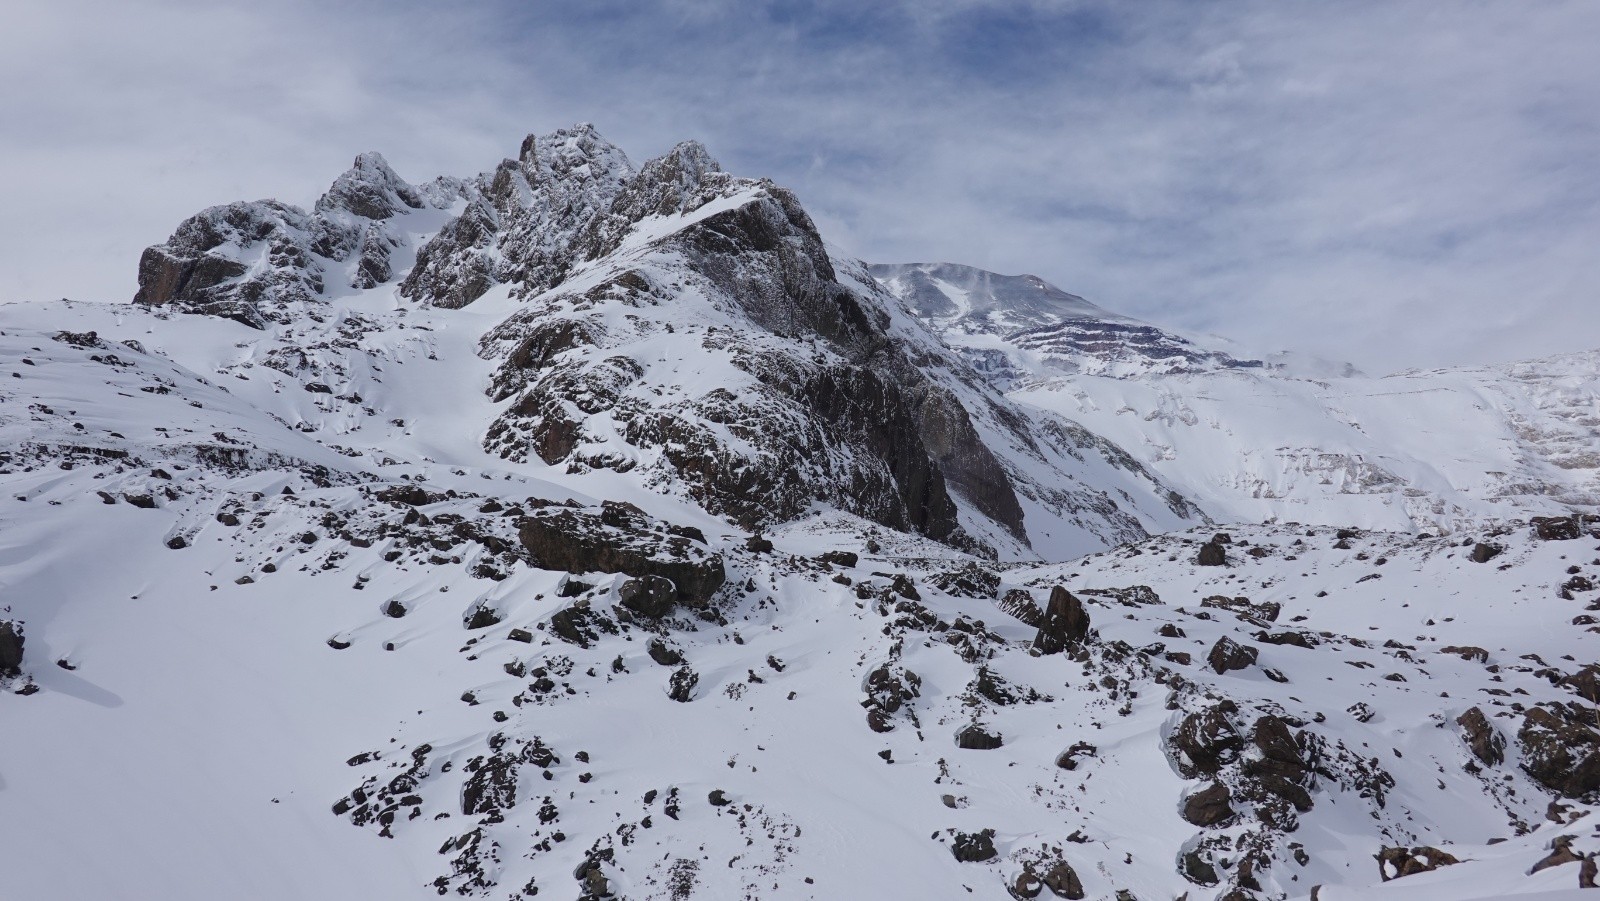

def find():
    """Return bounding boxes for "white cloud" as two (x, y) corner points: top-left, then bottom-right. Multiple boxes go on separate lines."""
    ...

(4, 0), (1596, 373)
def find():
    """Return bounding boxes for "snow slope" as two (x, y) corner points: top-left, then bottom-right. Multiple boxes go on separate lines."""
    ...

(877, 263), (1600, 533)
(1, 130), (1597, 901)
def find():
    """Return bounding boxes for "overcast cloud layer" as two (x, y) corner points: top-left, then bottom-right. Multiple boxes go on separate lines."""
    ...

(5, 0), (1597, 373)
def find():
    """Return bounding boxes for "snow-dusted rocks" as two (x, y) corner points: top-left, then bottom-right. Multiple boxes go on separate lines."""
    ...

(3, 123), (1600, 900)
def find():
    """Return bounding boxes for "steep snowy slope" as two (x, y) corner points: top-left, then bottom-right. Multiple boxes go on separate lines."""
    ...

(120, 127), (1202, 561)
(877, 263), (1600, 533)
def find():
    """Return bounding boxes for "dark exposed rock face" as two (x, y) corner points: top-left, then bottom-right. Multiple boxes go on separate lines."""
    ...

(1207, 637), (1258, 674)
(1182, 781), (1235, 826)
(618, 576), (677, 619)
(1518, 706), (1600, 798)
(0, 620), (23, 675)
(1532, 514), (1591, 541)
(956, 723), (1004, 750)
(1469, 542), (1503, 563)
(1457, 707), (1506, 767)
(1033, 586), (1091, 654)
(135, 152), (450, 325)
(1169, 705), (1244, 778)
(517, 503), (725, 608)
(1197, 541), (1228, 566)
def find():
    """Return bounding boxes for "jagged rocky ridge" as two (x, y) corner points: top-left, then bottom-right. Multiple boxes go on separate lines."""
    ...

(1, 126), (1598, 901)
(130, 125), (1201, 560)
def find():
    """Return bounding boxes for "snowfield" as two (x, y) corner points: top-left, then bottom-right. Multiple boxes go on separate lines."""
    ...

(1, 126), (1596, 900)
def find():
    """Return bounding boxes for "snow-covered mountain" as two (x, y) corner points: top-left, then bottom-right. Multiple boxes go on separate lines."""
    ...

(878, 261), (1600, 533)
(2, 128), (1598, 901)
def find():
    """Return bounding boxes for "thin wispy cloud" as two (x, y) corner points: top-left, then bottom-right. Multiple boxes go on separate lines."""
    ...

(5, 0), (1596, 372)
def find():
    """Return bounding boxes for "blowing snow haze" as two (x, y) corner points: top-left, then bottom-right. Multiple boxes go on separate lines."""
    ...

(4, 4), (1600, 900)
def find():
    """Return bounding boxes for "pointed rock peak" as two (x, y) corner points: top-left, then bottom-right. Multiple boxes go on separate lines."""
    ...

(517, 123), (633, 186)
(660, 140), (722, 176)
(316, 151), (424, 220)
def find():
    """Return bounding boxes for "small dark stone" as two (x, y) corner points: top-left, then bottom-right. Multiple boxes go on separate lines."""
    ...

(745, 534), (773, 553)
(464, 606), (502, 630)
(508, 628), (533, 643)
(708, 789), (731, 806)
(647, 639), (683, 666)
(382, 600), (408, 618)
(326, 637), (352, 650)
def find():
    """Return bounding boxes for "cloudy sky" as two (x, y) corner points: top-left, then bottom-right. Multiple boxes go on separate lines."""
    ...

(5, 0), (1597, 373)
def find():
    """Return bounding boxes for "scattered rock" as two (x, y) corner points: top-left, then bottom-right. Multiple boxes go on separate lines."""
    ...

(382, 600), (408, 618)
(819, 550), (858, 568)
(708, 789), (731, 806)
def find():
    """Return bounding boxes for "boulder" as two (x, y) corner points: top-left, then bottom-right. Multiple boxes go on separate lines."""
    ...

(1207, 637), (1258, 674)
(1182, 781), (1234, 826)
(519, 506), (725, 606)
(1469, 542), (1502, 563)
(1533, 515), (1587, 541)
(0, 621), (23, 675)
(1170, 705), (1244, 777)
(956, 723), (1004, 750)
(618, 575), (678, 619)
(1197, 541), (1228, 566)
(819, 550), (858, 568)
(950, 829), (997, 862)
(1033, 586), (1091, 654)
(1529, 835), (1583, 875)
(1377, 846), (1459, 881)
(1457, 707), (1505, 767)
(1518, 706), (1600, 797)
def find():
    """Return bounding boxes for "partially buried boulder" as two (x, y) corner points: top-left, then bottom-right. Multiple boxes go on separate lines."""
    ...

(1182, 781), (1234, 826)
(1469, 542), (1502, 563)
(1533, 515), (1589, 541)
(956, 723), (1003, 750)
(1457, 707), (1505, 767)
(1208, 637), (1258, 674)
(519, 504), (725, 607)
(1197, 541), (1228, 566)
(1033, 586), (1091, 654)
(0, 620), (23, 675)
(1376, 846), (1459, 881)
(950, 829), (997, 862)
